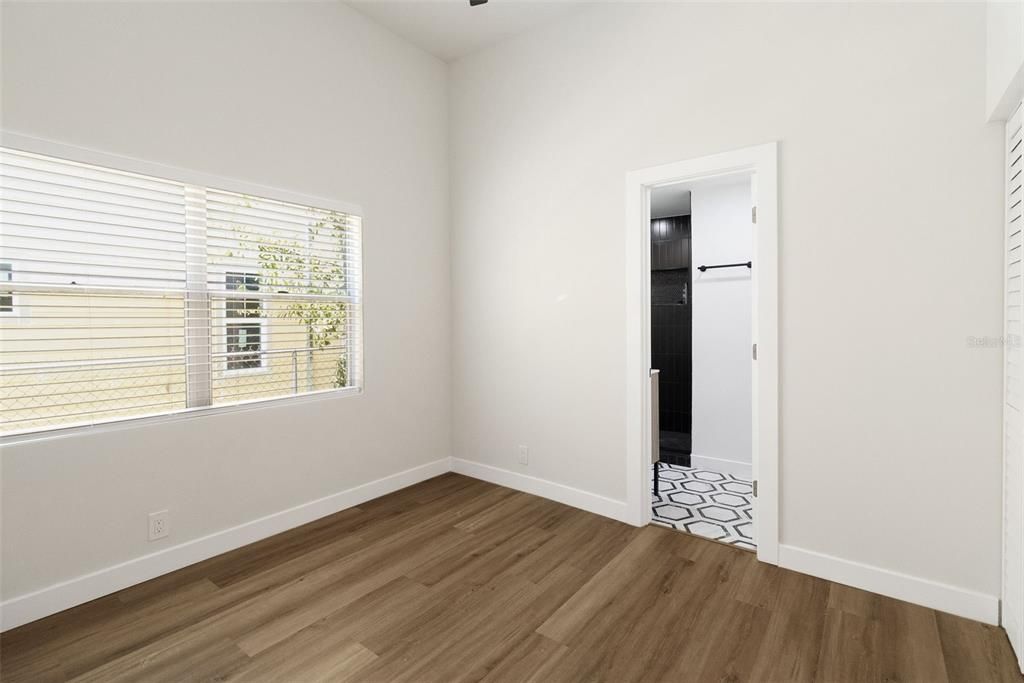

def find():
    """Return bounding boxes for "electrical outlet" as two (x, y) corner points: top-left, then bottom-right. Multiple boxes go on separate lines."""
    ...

(518, 445), (529, 466)
(148, 510), (169, 541)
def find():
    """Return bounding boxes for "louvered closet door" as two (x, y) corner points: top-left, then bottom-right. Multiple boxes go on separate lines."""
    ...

(1005, 101), (1024, 672)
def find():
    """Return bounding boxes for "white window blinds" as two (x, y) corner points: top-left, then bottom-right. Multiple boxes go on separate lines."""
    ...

(0, 146), (362, 437)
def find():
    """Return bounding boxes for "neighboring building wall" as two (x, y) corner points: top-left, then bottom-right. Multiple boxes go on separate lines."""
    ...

(0, 291), (347, 434)
(1, 291), (189, 433)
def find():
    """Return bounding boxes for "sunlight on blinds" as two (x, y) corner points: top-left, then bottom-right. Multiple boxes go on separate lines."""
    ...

(0, 146), (362, 437)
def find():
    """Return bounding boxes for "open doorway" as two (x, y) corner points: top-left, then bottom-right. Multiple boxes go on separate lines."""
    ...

(624, 143), (779, 565)
(650, 176), (754, 551)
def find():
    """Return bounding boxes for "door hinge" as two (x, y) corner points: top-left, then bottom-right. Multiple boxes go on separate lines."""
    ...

(752, 343), (757, 360)
(752, 206), (757, 224)
(753, 480), (758, 498)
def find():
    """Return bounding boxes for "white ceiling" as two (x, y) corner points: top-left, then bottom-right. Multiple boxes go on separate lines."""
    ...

(651, 185), (691, 219)
(346, 0), (588, 62)
(651, 174), (753, 218)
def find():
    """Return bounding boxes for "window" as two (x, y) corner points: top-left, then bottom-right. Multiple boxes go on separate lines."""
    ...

(0, 145), (363, 437)
(224, 272), (264, 371)
(0, 263), (12, 313)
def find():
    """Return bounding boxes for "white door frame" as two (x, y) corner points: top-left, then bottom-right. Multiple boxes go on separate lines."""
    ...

(624, 142), (779, 564)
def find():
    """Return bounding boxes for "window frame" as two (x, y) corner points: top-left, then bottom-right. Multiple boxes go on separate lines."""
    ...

(221, 271), (269, 375)
(0, 132), (364, 444)
(0, 262), (18, 317)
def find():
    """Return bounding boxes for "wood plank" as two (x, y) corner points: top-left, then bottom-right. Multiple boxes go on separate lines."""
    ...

(68, 637), (249, 683)
(476, 632), (568, 683)
(816, 607), (882, 683)
(224, 637), (377, 682)
(827, 581), (882, 619)
(937, 611), (1023, 683)
(878, 597), (949, 683)
(535, 525), (669, 644)
(746, 567), (829, 683)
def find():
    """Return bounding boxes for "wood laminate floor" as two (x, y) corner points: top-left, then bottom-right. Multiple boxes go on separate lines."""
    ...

(1, 473), (1021, 682)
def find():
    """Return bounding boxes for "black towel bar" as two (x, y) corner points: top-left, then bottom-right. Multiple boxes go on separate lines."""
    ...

(697, 261), (752, 272)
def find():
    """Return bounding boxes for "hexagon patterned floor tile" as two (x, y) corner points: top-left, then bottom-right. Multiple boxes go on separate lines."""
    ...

(651, 463), (755, 551)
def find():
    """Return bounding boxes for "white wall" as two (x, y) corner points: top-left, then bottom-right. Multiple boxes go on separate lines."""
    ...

(988, 0), (1024, 121)
(0, 1), (450, 603)
(690, 178), (752, 469)
(450, 2), (1004, 599)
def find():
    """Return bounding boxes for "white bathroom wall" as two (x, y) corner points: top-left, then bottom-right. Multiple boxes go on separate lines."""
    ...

(450, 1), (1004, 610)
(690, 178), (753, 473)
(0, 0), (450, 622)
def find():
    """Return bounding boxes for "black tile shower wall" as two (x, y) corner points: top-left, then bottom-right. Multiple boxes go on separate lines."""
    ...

(651, 216), (692, 443)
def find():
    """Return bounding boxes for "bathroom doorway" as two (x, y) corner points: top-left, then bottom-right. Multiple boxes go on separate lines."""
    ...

(624, 142), (779, 565)
(650, 177), (754, 550)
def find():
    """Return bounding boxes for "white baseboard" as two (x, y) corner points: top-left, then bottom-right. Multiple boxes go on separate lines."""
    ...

(450, 458), (633, 525)
(0, 457), (450, 632)
(778, 544), (999, 625)
(688, 453), (752, 480)
(2, 458), (1001, 633)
